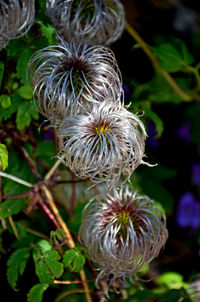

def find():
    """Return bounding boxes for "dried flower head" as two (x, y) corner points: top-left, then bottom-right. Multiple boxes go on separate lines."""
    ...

(79, 186), (168, 284)
(46, 0), (125, 46)
(188, 276), (200, 302)
(28, 38), (123, 123)
(0, 0), (35, 48)
(58, 102), (146, 187)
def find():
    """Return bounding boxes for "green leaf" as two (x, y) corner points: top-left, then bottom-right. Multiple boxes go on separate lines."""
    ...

(151, 43), (184, 72)
(33, 240), (52, 263)
(27, 283), (49, 302)
(0, 93), (22, 122)
(16, 100), (39, 130)
(7, 247), (31, 290)
(0, 150), (35, 218)
(34, 245), (63, 284)
(0, 61), (4, 88)
(157, 272), (185, 289)
(0, 144), (8, 171)
(71, 254), (85, 272)
(43, 250), (64, 278)
(63, 249), (76, 267)
(16, 48), (34, 84)
(0, 198), (26, 219)
(0, 95), (11, 108)
(145, 108), (164, 137)
(171, 37), (194, 65)
(37, 21), (56, 45)
(36, 261), (53, 284)
(7, 40), (27, 56)
(18, 86), (33, 99)
(35, 141), (55, 166)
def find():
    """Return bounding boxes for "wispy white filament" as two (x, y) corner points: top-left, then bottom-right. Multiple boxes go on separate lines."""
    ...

(0, 0), (35, 48)
(46, 0), (125, 46)
(58, 102), (146, 187)
(29, 38), (123, 123)
(79, 185), (168, 284)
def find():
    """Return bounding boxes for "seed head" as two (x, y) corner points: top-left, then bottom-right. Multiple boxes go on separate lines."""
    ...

(28, 38), (123, 123)
(46, 0), (125, 46)
(0, 0), (35, 48)
(58, 102), (146, 187)
(79, 185), (168, 284)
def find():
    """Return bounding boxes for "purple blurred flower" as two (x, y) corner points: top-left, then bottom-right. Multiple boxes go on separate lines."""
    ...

(146, 121), (160, 148)
(44, 128), (54, 141)
(191, 164), (200, 185)
(176, 192), (200, 230)
(176, 123), (192, 145)
(123, 84), (131, 98)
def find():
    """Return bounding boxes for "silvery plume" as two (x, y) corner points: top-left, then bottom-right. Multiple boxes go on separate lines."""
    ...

(0, 0), (35, 48)
(28, 38), (123, 123)
(58, 101), (146, 187)
(46, 0), (125, 46)
(79, 185), (168, 286)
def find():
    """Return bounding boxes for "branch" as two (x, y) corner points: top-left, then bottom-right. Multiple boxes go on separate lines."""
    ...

(125, 22), (192, 102)
(9, 216), (20, 240)
(37, 194), (60, 229)
(1, 191), (31, 199)
(44, 156), (64, 181)
(0, 171), (33, 188)
(55, 289), (91, 302)
(41, 185), (92, 302)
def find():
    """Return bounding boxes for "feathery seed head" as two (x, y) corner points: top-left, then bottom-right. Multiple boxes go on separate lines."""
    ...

(0, 0), (35, 48)
(79, 185), (168, 285)
(46, 0), (125, 46)
(58, 102), (146, 187)
(28, 38), (123, 123)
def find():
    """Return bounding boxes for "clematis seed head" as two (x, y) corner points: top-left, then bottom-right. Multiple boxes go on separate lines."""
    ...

(79, 185), (168, 285)
(58, 101), (147, 187)
(0, 0), (35, 48)
(28, 38), (123, 123)
(46, 0), (125, 46)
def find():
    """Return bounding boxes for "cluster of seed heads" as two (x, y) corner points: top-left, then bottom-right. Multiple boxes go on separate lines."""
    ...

(1, 0), (168, 291)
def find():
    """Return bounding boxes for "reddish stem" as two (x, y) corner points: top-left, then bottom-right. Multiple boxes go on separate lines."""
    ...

(38, 194), (60, 229)
(1, 191), (31, 199)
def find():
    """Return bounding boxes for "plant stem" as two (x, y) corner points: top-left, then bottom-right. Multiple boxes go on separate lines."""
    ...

(0, 171), (33, 188)
(54, 279), (93, 285)
(37, 194), (61, 229)
(55, 289), (91, 302)
(8, 216), (20, 240)
(25, 227), (49, 240)
(1, 191), (31, 199)
(44, 156), (64, 180)
(41, 185), (92, 302)
(125, 22), (192, 102)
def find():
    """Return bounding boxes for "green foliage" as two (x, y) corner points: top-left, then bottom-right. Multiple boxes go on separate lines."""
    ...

(27, 283), (49, 302)
(63, 249), (76, 267)
(17, 48), (35, 84)
(18, 86), (33, 99)
(0, 144), (8, 171)
(156, 272), (187, 289)
(0, 61), (5, 88)
(33, 240), (63, 284)
(37, 21), (56, 45)
(7, 247), (31, 290)
(0, 94), (12, 108)
(0, 150), (35, 218)
(16, 100), (39, 130)
(151, 38), (194, 73)
(63, 249), (85, 272)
